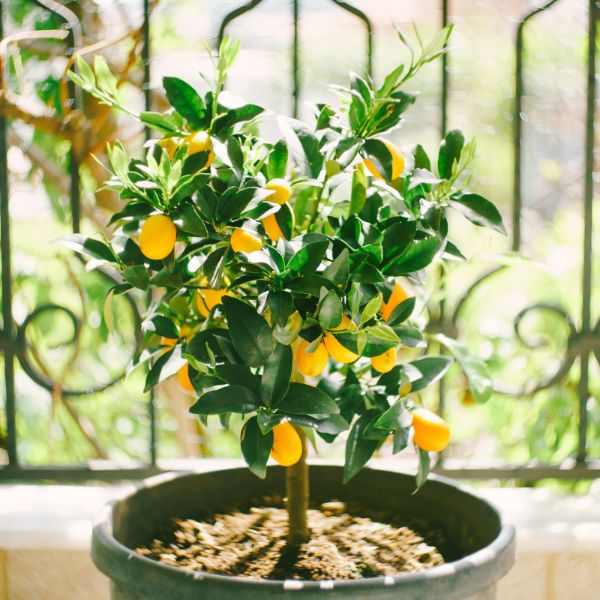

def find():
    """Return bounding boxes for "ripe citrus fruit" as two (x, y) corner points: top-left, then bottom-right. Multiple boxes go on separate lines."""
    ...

(139, 214), (177, 260)
(196, 277), (228, 318)
(160, 336), (177, 348)
(381, 281), (411, 321)
(295, 339), (328, 377)
(323, 316), (359, 363)
(270, 422), (303, 467)
(364, 139), (404, 181)
(157, 136), (179, 159)
(262, 213), (284, 241)
(371, 346), (397, 373)
(265, 178), (292, 204)
(177, 363), (195, 393)
(185, 131), (215, 168)
(231, 228), (262, 253)
(412, 408), (450, 452)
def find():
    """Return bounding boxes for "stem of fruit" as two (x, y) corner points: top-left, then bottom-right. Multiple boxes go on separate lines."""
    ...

(286, 426), (309, 546)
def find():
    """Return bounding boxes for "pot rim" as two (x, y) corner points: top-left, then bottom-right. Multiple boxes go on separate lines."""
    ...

(92, 464), (516, 594)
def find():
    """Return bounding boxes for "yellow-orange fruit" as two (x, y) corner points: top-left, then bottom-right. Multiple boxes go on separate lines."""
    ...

(412, 408), (450, 452)
(185, 131), (215, 167)
(381, 281), (411, 321)
(364, 138), (404, 181)
(139, 214), (177, 260)
(157, 137), (180, 159)
(323, 315), (359, 363)
(196, 278), (228, 318)
(177, 363), (195, 393)
(231, 228), (262, 253)
(160, 336), (177, 348)
(262, 213), (284, 241)
(371, 346), (397, 373)
(270, 422), (303, 467)
(265, 178), (292, 205)
(295, 339), (328, 377)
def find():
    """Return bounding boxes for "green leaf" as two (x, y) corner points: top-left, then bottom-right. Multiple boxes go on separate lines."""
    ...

(287, 240), (329, 274)
(409, 356), (453, 392)
(260, 343), (292, 407)
(190, 384), (258, 414)
(268, 291), (293, 327)
(393, 428), (410, 454)
(143, 315), (178, 338)
(413, 144), (431, 170)
(58, 234), (116, 263)
(343, 410), (380, 483)
(162, 76), (206, 128)
(222, 297), (275, 367)
(367, 323), (400, 343)
(415, 448), (431, 491)
(319, 290), (343, 329)
(213, 104), (264, 134)
(178, 202), (208, 236)
(382, 220), (417, 263)
(387, 297), (416, 326)
(437, 334), (493, 402)
(322, 248), (350, 287)
(374, 400), (412, 431)
(93, 55), (118, 97)
(438, 129), (464, 179)
(140, 111), (182, 133)
(241, 416), (273, 479)
(121, 265), (149, 291)
(267, 140), (288, 179)
(215, 364), (260, 396)
(448, 194), (506, 235)
(276, 383), (340, 416)
(350, 165), (367, 215)
(359, 293), (382, 326)
(277, 116), (323, 179)
(384, 236), (441, 275)
(144, 347), (186, 392)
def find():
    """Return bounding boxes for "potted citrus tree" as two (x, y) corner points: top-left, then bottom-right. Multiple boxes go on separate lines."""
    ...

(67, 30), (514, 600)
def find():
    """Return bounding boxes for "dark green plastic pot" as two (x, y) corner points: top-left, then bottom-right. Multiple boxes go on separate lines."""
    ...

(92, 465), (515, 599)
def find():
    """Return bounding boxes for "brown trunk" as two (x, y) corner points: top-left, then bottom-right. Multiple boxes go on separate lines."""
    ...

(285, 427), (310, 545)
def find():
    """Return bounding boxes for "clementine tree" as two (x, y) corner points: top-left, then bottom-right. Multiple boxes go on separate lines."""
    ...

(65, 30), (504, 544)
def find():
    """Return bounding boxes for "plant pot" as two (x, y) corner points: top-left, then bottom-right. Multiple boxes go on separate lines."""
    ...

(92, 465), (515, 599)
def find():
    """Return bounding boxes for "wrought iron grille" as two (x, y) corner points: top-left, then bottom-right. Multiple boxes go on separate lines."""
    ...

(0, 0), (598, 481)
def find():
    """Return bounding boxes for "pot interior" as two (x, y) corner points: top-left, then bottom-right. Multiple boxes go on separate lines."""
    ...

(112, 466), (501, 563)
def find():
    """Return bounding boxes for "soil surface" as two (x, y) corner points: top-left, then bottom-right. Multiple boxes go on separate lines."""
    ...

(135, 496), (447, 580)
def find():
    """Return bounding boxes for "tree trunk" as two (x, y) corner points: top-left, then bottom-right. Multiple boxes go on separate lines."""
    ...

(285, 426), (310, 545)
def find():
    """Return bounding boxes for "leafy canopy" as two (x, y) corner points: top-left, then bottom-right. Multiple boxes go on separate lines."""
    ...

(65, 29), (503, 487)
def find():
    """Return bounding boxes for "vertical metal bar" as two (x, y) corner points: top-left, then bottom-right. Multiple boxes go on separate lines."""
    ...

(330, 1), (373, 78)
(513, 22), (524, 252)
(441, 0), (449, 136)
(143, 0), (157, 465)
(292, 0), (300, 118)
(577, 0), (597, 463)
(436, 0), (450, 465)
(142, 0), (152, 142)
(0, 2), (18, 467)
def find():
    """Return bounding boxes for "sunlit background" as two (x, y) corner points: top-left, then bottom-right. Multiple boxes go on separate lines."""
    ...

(1, 0), (598, 487)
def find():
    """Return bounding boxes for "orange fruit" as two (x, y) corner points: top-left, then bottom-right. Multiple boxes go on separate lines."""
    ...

(265, 178), (291, 204)
(262, 213), (284, 241)
(157, 137), (180, 159)
(231, 228), (262, 253)
(270, 422), (303, 467)
(185, 131), (215, 168)
(177, 363), (195, 393)
(381, 281), (411, 321)
(196, 277), (228, 318)
(364, 138), (404, 181)
(139, 214), (177, 260)
(323, 315), (358, 363)
(160, 336), (177, 348)
(371, 346), (397, 373)
(295, 339), (328, 377)
(412, 408), (450, 452)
